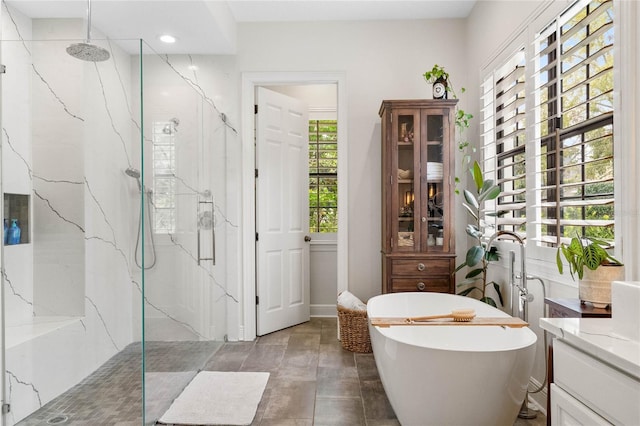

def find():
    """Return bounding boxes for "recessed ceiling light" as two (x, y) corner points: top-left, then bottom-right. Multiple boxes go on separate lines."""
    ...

(159, 34), (176, 44)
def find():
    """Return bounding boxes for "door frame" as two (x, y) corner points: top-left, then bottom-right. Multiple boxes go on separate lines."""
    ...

(240, 71), (348, 341)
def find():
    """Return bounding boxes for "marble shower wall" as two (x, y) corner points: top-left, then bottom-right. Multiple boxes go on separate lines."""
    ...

(1, 9), (139, 424)
(1, 7), (241, 423)
(132, 49), (239, 342)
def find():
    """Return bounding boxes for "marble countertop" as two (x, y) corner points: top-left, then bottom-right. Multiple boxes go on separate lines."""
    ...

(540, 317), (640, 380)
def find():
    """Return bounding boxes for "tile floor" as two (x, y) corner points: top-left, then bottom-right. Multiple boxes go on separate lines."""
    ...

(17, 317), (547, 425)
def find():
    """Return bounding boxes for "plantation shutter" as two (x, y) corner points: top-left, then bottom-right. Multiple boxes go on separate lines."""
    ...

(533, 0), (615, 247)
(494, 50), (527, 236)
(480, 49), (526, 239)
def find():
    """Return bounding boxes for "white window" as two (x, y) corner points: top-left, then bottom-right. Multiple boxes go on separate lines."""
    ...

(533, 0), (614, 247)
(480, 49), (527, 239)
(482, 0), (615, 248)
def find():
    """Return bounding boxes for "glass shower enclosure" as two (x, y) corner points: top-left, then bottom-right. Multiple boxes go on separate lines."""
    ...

(0, 8), (235, 425)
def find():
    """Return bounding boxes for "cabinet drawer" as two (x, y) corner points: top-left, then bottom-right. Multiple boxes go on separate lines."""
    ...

(550, 384), (610, 426)
(554, 340), (640, 425)
(391, 258), (450, 276)
(389, 277), (450, 293)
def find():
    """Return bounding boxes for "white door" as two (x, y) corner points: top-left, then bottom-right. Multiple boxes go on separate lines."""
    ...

(256, 87), (310, 335)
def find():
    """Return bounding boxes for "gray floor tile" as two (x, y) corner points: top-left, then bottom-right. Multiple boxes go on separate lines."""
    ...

(314, 397), (366, 426)
(15, 317), (546, 426)
(262, 379), (317, 420)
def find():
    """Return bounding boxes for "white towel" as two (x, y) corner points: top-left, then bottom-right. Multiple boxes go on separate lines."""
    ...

(337, 290), (367, 311)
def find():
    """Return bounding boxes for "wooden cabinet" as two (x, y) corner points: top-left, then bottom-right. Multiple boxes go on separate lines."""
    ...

(379, 99), (457, 293)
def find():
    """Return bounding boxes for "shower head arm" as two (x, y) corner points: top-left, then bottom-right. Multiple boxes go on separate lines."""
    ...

(85, 0), (93, 42)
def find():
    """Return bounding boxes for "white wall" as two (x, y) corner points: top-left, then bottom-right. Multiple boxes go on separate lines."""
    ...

(237, 19), (468, 302)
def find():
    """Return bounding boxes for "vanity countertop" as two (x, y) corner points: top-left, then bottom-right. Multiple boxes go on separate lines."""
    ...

(540, 317), (640, 380)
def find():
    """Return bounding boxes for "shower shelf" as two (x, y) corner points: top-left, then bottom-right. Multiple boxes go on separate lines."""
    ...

(3, 193), (30, 245)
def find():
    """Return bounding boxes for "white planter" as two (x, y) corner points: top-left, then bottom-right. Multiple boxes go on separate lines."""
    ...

(579, 265), (625, 308)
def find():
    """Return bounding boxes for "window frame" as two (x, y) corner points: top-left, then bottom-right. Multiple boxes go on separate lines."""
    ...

(479, 0), (621, 267)
(308, 118), (338, 234)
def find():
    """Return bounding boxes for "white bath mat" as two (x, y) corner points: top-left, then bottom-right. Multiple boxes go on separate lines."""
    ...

(158, 371), (269, 425)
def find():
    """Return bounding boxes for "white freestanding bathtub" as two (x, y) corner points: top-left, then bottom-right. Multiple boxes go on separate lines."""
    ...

(368, 292), (537, 426)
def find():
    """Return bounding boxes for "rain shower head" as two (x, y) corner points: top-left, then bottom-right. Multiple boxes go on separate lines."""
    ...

(125, 167), (142, 191)
(66, 0), (110, 62)
(66, 43), (110, 62)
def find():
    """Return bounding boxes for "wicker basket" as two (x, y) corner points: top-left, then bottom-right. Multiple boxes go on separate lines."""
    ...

(337, 305), (372, 353)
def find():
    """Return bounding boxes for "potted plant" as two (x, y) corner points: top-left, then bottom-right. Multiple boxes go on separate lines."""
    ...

(422, 64), (474, 194)
(454, 161), (504, 307)
(556, 235), (624, 308)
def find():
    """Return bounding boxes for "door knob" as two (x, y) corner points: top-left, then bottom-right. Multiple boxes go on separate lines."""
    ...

(304, 235), (312, 242)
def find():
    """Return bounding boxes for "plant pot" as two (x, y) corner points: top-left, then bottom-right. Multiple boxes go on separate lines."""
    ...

(579, 265), (625, 308)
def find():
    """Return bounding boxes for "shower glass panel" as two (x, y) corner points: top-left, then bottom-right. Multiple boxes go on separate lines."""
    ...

(1, 14), (144, 425)
(138, 42), (232, 425)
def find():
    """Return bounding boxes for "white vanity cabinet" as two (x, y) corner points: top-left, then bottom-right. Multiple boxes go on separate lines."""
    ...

(540, 318), (640, 426)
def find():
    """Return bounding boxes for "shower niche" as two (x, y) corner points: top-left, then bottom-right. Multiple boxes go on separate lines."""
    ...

(3, 193), (30, 245)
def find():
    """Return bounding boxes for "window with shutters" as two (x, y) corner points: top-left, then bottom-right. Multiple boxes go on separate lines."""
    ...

(481, 0), (615, 249)
(534, 0), (614, 247)
(480, 49), (527, 238)
(309, 120), (338, 233)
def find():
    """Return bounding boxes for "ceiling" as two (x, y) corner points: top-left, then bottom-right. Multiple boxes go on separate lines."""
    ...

(5, 0), (477, 54)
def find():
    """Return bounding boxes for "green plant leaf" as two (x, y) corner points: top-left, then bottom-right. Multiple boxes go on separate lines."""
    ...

(453, 261), (468, 273)
(472, 161), (483, 192)
(485, 246), (500, 262)
(479, 185), (501, 202)
(462, 203), (478, 221)
(466, 245), (485, 267)
(466, 224), (481, 239)
(458, 286), (480, 297)
(491, 282), (504, 306)
(465, 268), (483, 279)
(480, 297), (497, 307)
(463, 190), (479, 210)
(556, 249), (564, 275)
(583, 244), (602, 270)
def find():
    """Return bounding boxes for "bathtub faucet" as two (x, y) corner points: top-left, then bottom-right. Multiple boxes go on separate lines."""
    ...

(486, 230), (538, 420)
(486, 230), (527, 319)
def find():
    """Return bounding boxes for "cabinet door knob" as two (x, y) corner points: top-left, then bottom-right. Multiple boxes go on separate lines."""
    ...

(417, 282), (426, 291)
(421, 217), (427, 223)
(417, 263), (425, 271)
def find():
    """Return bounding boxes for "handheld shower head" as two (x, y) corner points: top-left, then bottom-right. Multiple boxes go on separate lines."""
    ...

(125, 167), (142, 191)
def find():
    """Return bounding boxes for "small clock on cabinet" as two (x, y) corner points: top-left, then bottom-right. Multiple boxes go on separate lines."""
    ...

(432, 78), (447, 99)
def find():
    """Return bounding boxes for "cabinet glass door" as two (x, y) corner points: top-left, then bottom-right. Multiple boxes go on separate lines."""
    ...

(394, 111), (419, 251)
(423, 112), (448, 252)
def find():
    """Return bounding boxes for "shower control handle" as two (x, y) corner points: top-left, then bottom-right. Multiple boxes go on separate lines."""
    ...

(417, 263), (425, 271)
(417, 282), (426, 291)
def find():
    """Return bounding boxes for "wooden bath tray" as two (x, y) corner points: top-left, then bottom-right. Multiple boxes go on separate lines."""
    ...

(370, 317), (529, 328)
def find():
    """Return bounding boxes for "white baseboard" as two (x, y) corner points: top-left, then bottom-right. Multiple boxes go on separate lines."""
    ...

(527, 376), (548, 416)
(310, 304), (337, 317)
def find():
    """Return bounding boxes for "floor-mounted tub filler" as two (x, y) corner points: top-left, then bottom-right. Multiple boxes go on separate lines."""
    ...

(368, 292), (537, 426)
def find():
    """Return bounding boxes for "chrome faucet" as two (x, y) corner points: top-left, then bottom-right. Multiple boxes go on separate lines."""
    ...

(486, 230), (538, 420)
(486, 230), (527, 319)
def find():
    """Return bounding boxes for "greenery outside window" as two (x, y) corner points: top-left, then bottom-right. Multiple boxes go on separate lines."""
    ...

(481, 0), (615, 250)
(309, 120), (337, 233)
(534, 0), (614, 246)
